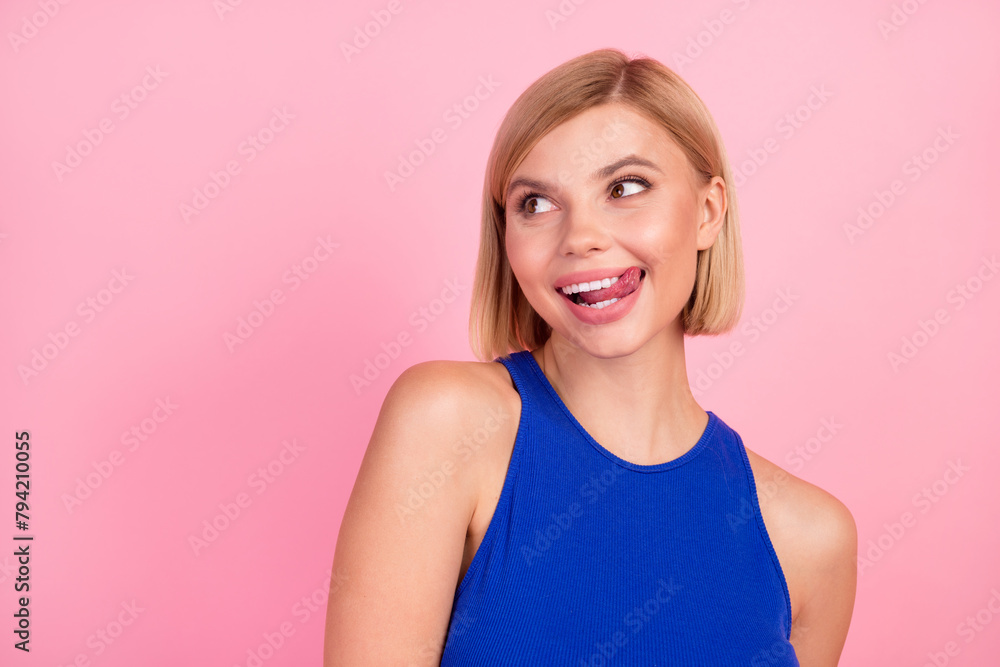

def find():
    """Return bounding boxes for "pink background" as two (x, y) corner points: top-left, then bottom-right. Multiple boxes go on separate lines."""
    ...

(2, 0), (999, 665)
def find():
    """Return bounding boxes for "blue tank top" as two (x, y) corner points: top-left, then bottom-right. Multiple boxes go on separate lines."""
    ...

(439, 350), (798, 666)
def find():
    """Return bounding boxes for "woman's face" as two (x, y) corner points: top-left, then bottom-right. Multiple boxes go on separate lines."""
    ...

(504, 102), (726, 358)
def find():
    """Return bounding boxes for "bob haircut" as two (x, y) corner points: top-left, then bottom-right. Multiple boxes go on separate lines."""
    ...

(469, 48), (745, 362)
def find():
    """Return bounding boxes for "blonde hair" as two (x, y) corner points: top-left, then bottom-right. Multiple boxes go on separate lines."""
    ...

(469, 48), (744, 361)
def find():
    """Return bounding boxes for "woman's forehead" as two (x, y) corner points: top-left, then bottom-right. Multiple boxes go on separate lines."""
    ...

(512, 105), (687, 180)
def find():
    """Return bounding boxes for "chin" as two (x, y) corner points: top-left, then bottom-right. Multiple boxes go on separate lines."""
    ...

(551, 323), (647, 359)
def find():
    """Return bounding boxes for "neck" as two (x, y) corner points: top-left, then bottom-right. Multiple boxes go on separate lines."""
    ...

(531, 324), (707, 466)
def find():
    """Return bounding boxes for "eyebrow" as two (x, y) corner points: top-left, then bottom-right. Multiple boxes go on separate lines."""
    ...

(505, 154), (661, 203)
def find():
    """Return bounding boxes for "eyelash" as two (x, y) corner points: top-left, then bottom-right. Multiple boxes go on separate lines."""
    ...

(513, 174), (653, 216)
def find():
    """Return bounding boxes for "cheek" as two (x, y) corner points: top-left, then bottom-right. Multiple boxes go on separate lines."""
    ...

(632, 212), (696, 267)
(504, 228), (523, 278)
(504, 228), (542, 292)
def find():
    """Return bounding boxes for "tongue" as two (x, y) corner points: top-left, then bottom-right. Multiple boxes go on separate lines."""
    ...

(577, 267), (643, 305)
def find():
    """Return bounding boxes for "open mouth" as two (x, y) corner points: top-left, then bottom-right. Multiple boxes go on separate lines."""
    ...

(559, 268), (645, 309)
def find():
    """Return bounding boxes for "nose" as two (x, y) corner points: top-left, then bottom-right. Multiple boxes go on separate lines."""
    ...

(559, 202), (611, 257)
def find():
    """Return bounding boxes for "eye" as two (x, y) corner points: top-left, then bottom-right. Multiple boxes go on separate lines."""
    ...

(516, 192), (556, 216)
(610, 175), (651, 199)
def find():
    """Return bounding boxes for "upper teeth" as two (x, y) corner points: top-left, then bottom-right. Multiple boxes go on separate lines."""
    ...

(561, 276), (618, 295)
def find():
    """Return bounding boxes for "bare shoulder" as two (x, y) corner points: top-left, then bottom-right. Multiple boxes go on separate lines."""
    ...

(394, 356), (521, 476)
(744, 447), (858, 664)
(743, 448), (857, 561)
(379, 358), (522, 512)
(388, 358), (519, 439)
(323, 358), (519, 665)
(392, 357), (516, 403)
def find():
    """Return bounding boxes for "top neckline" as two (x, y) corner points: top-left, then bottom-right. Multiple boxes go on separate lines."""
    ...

(516, 349), (717, 473)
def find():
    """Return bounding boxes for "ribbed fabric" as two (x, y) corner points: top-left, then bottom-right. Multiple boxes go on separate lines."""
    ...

(438, 350), (798, 666)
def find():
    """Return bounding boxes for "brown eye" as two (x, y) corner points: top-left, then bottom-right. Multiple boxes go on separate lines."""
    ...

(609, 178), (648, 199)
(518, 194), (554, 215)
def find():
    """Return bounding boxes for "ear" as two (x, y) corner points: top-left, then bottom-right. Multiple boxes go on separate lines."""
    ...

(695, 176), (727, 251)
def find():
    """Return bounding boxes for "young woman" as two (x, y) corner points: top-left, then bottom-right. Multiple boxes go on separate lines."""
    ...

(325, 48), (857, 666)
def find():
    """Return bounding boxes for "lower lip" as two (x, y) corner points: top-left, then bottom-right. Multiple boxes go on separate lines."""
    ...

(557, 273), (644, 326)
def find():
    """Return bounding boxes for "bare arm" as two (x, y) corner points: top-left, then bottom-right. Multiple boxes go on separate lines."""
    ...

(788, 491), (858, 665)
(323, 362), (483, 666)
(747, 448), (858, 665)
